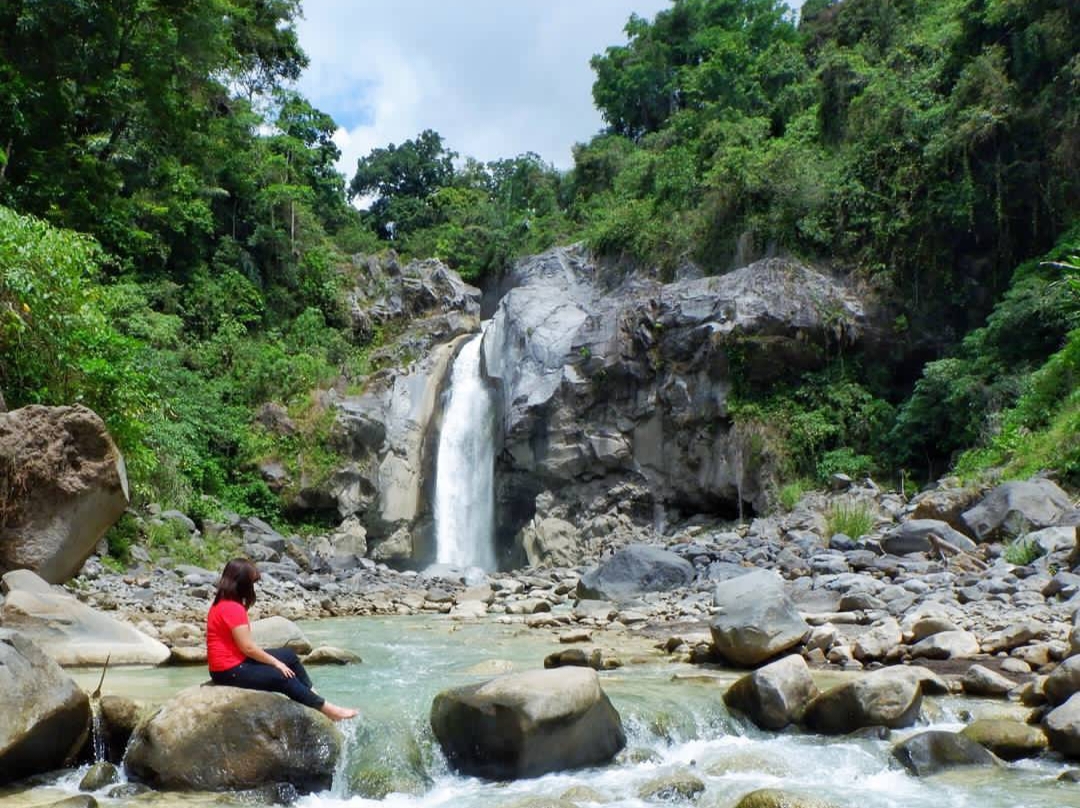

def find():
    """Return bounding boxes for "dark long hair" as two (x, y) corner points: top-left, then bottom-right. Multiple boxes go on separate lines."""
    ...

(213, 558), (260, 608)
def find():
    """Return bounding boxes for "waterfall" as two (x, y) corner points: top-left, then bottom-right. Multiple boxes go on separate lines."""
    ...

(434, 329), (497, 570)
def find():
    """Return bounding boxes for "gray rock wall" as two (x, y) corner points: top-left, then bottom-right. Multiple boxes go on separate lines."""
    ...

(482, 245), (870, 553)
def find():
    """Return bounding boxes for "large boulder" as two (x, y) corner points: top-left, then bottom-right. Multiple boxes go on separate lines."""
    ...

(430, 667), (625, 779)
(0, 569), (169, 666)
(124, 685), (341, 793)
(0, 629), (90, 785)
(802, 667), (924, 734)
(723, 654), (819, 730)
(710, 570), (809, 666)
(576, 544), (694, 601)
(891, 730), (999, 776)
(961, 479), (1074, 542)
(0, 405), (128, 583)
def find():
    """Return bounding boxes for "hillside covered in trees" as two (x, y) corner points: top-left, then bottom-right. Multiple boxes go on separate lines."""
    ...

(0, 0), (1077, 542)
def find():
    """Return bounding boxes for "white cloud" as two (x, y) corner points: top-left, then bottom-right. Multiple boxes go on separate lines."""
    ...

(295, 0), (671, 184)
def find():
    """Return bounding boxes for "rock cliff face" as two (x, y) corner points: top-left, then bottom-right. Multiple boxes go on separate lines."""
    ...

(315, 246), (871, 570)
(312, 253), (482, 565)
(482, 245), (870, 557)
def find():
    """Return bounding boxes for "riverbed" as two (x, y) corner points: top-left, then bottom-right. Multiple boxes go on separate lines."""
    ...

(4, 615), (1079, 808)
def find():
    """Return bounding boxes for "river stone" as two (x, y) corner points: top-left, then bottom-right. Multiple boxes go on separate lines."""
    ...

(723, 654), (819, 730)
(303, 646), (361, 665)
(79, 761), (120, 791)
(892, 730), (999, 776)
(880, 519), (976, 556)
(802, 667), (923, 734)
(961, 719), (1049, 760)
(124, 685), (341, 793)
(909, 630), (980, 660)
(0, 405), (129, 584)
(961, 664), (1017, 698)
(852, 617), (902, 662)
(518, 517), (581, 568)
(0, 629), (90, 785)
(733, 789), (839, 808)
(250, 615), (311, 654)
(1044, 656), (1080, 706)
(1045, 693), (1080, 758)
(638, 772), (705, 802)
(576, 544), (695, 601)
(961, 479), (1073, 542)
(430, 667), (626, 779)
(710, 570), (809, 666)
(0, 570), (170, 666)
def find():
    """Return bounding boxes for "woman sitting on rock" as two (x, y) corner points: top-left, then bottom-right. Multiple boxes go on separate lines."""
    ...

(207, 557), (357, 721)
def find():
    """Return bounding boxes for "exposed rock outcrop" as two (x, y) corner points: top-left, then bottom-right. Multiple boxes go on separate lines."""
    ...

(0, 629), (90, 784)
(0, 405), (128, 583)
(483, 246), (872, 547)
(124, 685), (341, 793)
(430, 667), (625, 779)
(285, 254), (481, 565)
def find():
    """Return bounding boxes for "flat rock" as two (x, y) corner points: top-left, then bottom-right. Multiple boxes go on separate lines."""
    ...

(1, 570), (169, 665)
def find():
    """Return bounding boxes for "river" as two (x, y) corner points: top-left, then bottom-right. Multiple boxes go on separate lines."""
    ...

(3, 615), (1078, 808)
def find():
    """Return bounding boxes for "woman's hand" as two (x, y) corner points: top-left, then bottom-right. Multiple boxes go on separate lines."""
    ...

(232, 623), (295, 677)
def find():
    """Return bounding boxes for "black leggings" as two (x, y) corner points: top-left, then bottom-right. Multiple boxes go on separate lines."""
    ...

(210, 648), (325, 710)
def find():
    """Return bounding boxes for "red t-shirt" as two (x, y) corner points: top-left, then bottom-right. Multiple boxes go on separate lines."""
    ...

(206, 599), (250, 672)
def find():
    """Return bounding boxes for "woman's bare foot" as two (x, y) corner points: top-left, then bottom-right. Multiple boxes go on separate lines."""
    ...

(321, 702), (358, 721)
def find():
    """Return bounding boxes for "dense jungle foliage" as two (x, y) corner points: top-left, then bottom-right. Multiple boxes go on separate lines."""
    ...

(0, 0), (1077, 533)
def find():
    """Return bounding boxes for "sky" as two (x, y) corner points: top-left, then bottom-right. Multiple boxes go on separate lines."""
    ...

(294, 0), (673, 181)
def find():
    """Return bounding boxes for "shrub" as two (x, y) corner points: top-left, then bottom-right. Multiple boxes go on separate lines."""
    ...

(778, 479), (812, 511)
(825, 501), (875, 540)
(1003, 536), (1044, 566)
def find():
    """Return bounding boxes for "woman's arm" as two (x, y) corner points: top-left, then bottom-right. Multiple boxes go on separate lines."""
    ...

(231, 624), (296, 678)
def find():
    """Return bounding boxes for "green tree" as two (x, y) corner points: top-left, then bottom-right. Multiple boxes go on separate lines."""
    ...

(349, 129), (457, 238)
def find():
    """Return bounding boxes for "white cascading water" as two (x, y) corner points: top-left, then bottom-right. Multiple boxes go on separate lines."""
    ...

(434, 329), (497, 570)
